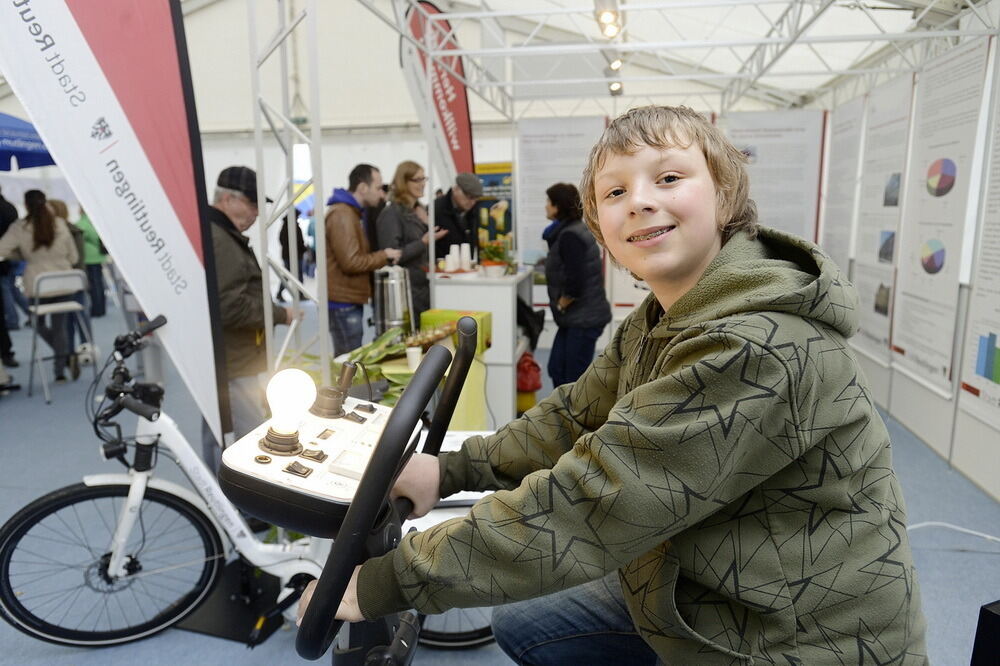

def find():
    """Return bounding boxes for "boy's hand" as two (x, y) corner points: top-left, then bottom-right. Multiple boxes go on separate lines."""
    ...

(296, 566), (364, 626)
(390, 453), (440, 518)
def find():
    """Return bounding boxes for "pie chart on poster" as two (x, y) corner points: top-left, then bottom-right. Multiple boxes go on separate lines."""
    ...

(921, 239), (946, 274)
(926, 158), (956, 197)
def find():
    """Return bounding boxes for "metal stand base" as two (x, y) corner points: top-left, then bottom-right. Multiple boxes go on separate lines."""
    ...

(176, 558), (284, 645)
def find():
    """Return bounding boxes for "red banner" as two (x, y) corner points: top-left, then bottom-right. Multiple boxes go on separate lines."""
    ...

(402, 1), (474, 178)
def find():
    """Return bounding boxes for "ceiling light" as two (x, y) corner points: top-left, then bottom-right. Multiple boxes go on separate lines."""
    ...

(598, 10), (616, 24)
(602, 23), (620, 38)
(609, 81), (623, 96)
(609, 58), (623, 71)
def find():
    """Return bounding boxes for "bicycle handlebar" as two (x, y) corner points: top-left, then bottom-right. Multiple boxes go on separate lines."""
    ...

(422, 316), (478, 457)
(121, 395), (160, 422)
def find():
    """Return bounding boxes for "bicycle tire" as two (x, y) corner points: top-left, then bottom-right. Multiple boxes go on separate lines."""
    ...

(418, 606), (494, 649)
(0, 483), (223, 647)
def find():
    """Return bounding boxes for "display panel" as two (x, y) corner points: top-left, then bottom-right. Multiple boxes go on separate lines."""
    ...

(892, 38), (990, 392)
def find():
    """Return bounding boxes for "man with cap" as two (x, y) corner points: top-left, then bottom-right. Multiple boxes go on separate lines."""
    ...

(202, 165), (294, 474)
(433, 172), (483, 262)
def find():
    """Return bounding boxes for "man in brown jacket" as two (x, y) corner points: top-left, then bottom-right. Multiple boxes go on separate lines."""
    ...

(326, 164), (400, 355)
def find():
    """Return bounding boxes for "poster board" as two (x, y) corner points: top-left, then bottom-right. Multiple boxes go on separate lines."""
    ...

(851, 75), (915, 364)
(892, 38), (990, 393)
(720, 110), (826, 241)
(819, 96), (865, 274)
(959, 39), (1000, 430)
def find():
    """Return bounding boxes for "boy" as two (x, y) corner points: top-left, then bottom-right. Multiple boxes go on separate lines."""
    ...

(300, 106), (927, 664)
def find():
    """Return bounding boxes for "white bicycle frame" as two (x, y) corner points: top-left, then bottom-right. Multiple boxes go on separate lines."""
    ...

(91, 411), (328, 585)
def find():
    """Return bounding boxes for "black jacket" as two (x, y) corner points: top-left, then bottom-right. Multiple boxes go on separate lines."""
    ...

(0, 195), (17, 276)
(207, 207), (285, 378)
(433, 192), (477, 260)
(544, 218), (611, 329)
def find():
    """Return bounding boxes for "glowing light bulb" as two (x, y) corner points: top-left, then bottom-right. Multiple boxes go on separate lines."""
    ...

(609, 58), (623, 71)
(266, 368), (317, 435)
(609, 81), (622, 92)
(602, 23), (620, 38)
(598, 10), (616, 24)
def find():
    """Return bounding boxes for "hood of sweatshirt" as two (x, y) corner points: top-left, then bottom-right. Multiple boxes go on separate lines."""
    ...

(326, 188), (361, 209)
(645, 226), (859, 340)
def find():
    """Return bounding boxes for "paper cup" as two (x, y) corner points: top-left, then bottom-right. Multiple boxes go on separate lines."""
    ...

(406, 346), (422, 371)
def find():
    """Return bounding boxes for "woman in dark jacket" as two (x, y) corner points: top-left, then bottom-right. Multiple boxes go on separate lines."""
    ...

(375, 161), (445, 325)
(543, 183), (611, 386)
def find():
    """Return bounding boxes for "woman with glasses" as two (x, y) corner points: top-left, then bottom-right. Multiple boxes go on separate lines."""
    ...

(376, 161), (446, 323)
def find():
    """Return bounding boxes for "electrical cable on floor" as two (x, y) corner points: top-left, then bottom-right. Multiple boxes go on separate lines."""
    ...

(907, 521), (1000, 545)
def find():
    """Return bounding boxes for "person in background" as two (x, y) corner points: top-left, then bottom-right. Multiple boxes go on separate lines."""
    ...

(0, 185), (20, 332)
(0, 190), (79, 382)
(0, 282), (15, 371)
(201, 166), (297, 474)
(75, 206), (109, 318)
(375, 161), (446, 324)
(50, 198), (88, 379)
(433, 173), (482, 262)
(325, 164), (401, 356)
(277, 211), (306, 302)
(542, 182), (611, 386)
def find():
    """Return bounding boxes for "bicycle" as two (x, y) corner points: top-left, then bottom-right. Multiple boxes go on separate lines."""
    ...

(0, 315), (493, 655)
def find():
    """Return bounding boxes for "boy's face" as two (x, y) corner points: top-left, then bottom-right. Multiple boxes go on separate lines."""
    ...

(594, 141), (722, 306)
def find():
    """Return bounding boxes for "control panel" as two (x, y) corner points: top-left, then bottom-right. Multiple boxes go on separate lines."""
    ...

(219, 395), (422, 538)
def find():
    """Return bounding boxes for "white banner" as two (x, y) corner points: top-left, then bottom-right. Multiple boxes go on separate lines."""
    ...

(892, 38), (990, 393)
(720, 110), (826, 241)
(819, 96), (865, 274)
(852, 74), (914, 363)
(0, 1), (221, 439)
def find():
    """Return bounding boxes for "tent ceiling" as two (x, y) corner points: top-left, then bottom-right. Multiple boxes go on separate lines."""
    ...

(0, 0), (994, 123)
(359, 0), (996, 112)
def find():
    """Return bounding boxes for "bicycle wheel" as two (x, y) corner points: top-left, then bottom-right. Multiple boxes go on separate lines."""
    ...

(418, 606), (494, 649)
(0, 483), (224, 647)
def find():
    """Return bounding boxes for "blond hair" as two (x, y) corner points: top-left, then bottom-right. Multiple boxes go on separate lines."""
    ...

(389, 160), (424, 209)
(580, 105), (757, 248)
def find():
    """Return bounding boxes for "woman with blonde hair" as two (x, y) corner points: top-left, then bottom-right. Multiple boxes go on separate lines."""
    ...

(375, 161), (446, 322)
(0, 190), (79, 382)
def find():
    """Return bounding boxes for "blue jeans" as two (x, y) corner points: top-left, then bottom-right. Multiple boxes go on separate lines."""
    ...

(86, 264), (107, 317)
(548, 325), (604, 387)
(65, 291), (91, 353)
(329, 304), (364, 357)
(201, 374), (266, 475)
(492, 573), (659, 665)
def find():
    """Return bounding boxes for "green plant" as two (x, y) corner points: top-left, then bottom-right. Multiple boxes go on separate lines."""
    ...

(479, 240), (508, 263)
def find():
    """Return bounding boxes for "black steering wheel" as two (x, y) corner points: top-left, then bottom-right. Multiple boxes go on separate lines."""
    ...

(296, 317), (479, 660)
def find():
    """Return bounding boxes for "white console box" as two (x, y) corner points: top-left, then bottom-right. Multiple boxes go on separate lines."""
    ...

(220, 396), (420, 505)
(432, 269), (533, 428)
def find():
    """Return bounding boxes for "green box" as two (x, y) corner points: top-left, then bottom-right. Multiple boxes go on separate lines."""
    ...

(419, 309), (492, 355)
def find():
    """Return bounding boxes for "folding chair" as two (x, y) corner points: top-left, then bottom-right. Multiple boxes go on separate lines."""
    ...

(27, 269), (96, 403)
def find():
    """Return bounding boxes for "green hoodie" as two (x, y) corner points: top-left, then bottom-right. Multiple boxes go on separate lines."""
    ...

(359, 227), (928, 664)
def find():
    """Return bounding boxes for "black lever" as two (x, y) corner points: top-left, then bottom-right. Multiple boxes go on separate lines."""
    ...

(421, 316), (478, 457)
(296, 344), (453, 661)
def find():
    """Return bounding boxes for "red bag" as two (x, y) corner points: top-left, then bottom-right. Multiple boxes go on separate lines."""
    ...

(517, 351), (542, 392)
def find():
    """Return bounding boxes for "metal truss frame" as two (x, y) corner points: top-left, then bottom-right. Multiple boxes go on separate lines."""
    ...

(247, 0), (331, 385)
(355, 0), (997, 116)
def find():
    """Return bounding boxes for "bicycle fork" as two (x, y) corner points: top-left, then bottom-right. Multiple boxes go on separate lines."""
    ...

(106, 440), (157, 579)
